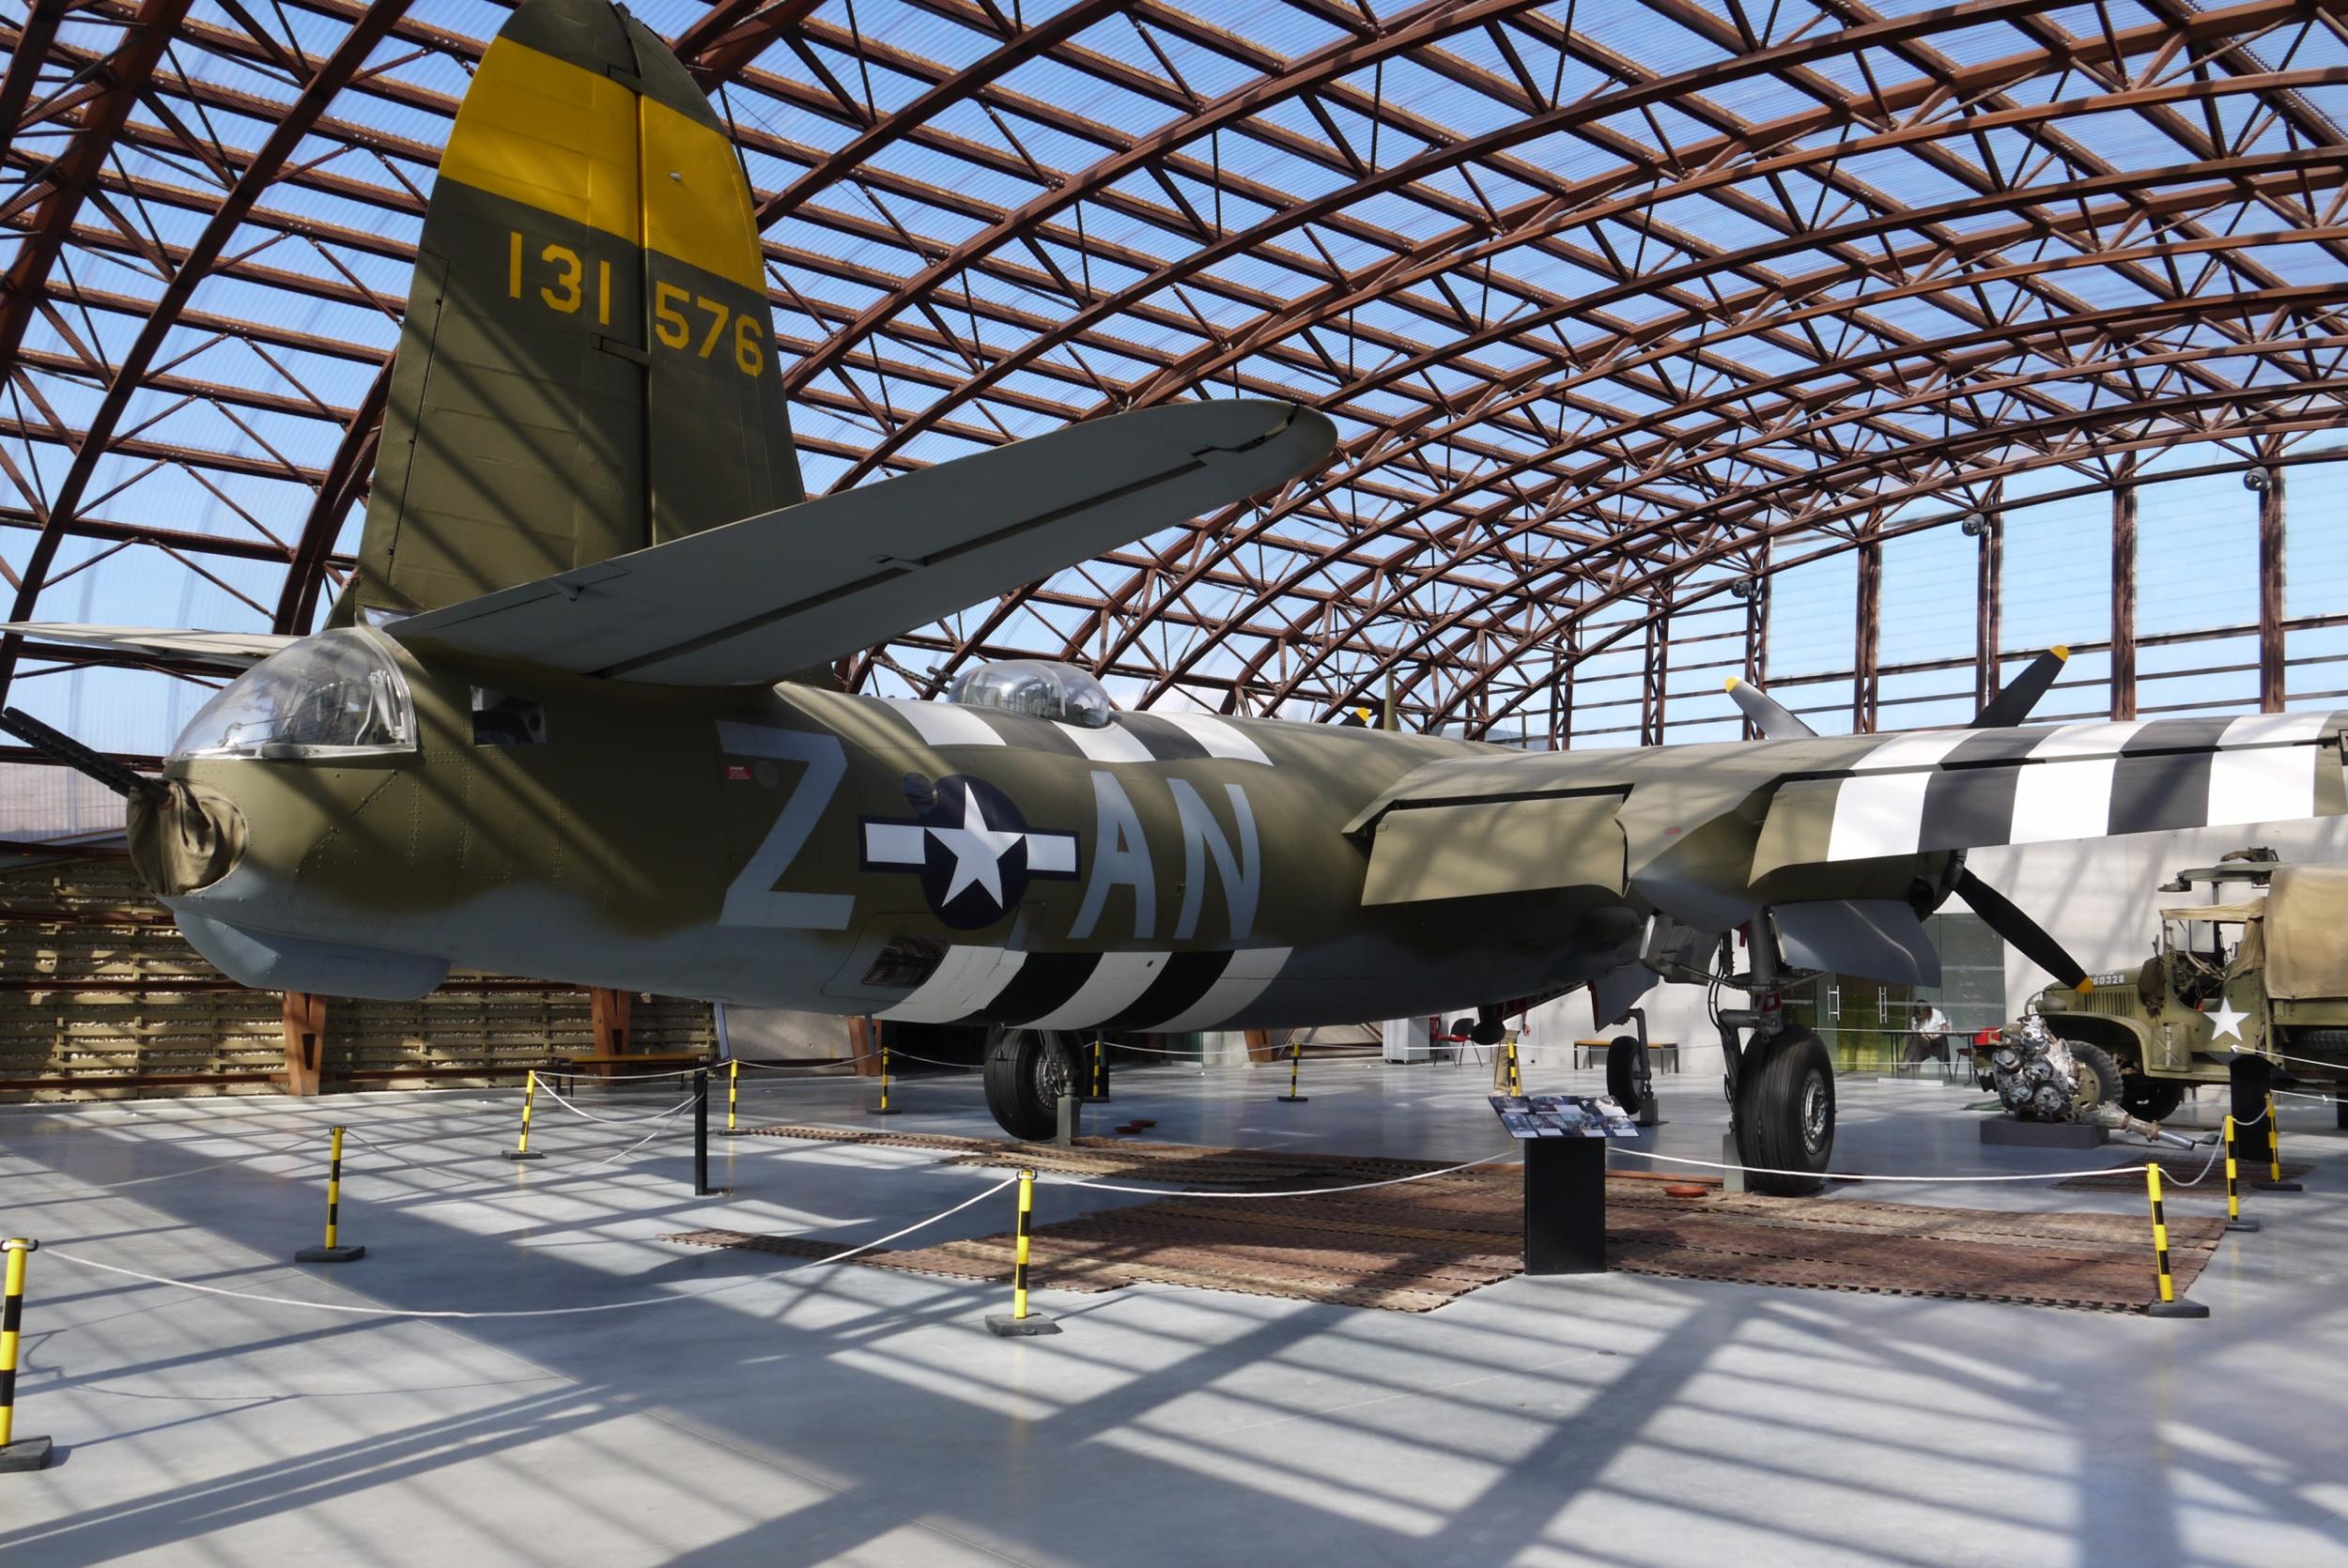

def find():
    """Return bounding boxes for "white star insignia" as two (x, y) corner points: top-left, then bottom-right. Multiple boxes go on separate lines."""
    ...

(928, 788), (1022, 907)
(2206, 997), (2248, 1041)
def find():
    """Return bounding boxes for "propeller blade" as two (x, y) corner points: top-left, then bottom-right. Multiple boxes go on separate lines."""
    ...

(1974, 645), (2067, 729)
(1955, 867), (2093, 992)
(1723, 676), (1816, 740)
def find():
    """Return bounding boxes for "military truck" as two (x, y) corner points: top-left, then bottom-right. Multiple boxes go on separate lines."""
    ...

(2000, 853), (2348, 1119)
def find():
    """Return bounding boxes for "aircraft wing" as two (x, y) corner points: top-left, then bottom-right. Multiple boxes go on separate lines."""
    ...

(1349, 712), (2348, 921)
(0, 624), (299, 669)
(386, 401), (1335, 685)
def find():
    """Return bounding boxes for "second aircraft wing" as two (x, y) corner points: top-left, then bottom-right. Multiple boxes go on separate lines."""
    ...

(385, 400), (1333, 685)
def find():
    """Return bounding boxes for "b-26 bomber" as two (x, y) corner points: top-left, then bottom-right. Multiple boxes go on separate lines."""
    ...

(8, 0), (2348, 1194)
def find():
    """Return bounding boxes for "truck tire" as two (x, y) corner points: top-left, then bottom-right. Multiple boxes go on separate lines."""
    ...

(1606, 1036), (1646, 1115)
(982, 1028), (1065, 1140)
(2120, 1073), (2186, 1122)
(2286, 1027), (2348, 1052)
(1735, 1026), (1834, 1196)
(2067, 1041), (2122, 1109)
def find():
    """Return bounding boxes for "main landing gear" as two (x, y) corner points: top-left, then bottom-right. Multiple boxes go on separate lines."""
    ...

(1712, 926), (1835, 1196)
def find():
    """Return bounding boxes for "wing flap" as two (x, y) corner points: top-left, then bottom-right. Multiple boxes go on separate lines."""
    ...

(387, 400), (1334, 685)
(1361, 794), (1625, 905)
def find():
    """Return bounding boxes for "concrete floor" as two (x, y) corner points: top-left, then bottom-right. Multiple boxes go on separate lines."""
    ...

(1, 1053), (2344, 1568)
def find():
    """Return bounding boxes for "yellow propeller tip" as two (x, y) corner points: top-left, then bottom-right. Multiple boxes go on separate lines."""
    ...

(2075, 977), (2095, 994)
(1723, 676), (1740, 691)
(2050, 644), (2070, 660)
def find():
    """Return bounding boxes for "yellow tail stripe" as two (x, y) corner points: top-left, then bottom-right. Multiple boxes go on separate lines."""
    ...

(443, 38), (766, 294)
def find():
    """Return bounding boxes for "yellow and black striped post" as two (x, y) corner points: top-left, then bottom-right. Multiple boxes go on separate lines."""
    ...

(297, 1127), (365, 1262)
(1083, 1038), (1110, 1103)
(1277, 1038), (1308, 1102)
(868, 1042), (900, 1116)
(2257, 1090), (2302, 1191)
(2222, 1115), (2259, 1232)
(725, 1058), (740, 1136)
(1506, 1038), (1522, 1097)
(2144, 1162), (2209, 1318)
(0, 1238), (51, 1471)
(985, 1168), (1060, 1336)
(503, 1069), (545, 1161)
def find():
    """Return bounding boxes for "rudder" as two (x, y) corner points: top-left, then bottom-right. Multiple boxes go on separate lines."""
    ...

(342, 0), (802, 623)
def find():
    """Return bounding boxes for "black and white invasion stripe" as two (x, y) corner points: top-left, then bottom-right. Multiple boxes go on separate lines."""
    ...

(874, 945), (1291, 1031)
(1819, 711), (2343, 862)
(873, 698), (1274, 766)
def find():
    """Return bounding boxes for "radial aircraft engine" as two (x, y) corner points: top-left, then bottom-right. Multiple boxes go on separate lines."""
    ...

(8, 0), (2347, 1192)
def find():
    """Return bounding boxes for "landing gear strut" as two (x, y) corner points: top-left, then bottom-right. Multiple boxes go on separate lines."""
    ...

(1714, 923), (1834, 1195)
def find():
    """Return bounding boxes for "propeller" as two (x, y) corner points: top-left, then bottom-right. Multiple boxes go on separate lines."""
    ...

(1723, 675), (1815, 740)
(1953, 866), (2093, 992)
(1973, 644), (2068, 729)
(1722, 648), (2094, 991)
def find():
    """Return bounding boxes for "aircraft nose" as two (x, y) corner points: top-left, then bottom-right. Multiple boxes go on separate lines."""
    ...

(127, 778), (248, 897)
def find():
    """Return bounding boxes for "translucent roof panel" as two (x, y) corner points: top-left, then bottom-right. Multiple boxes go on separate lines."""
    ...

(3, 0), (2346, 756)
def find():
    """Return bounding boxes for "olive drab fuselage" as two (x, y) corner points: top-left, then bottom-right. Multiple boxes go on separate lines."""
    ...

(160, 637), (1639, 1030)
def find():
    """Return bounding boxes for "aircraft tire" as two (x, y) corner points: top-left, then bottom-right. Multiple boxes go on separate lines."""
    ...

(1734, 1026), (1833, 1196)
(1605, 1037), (1646, 1115)
(2119, 1072), (2186, 1122)
(982, 1028), (1062, 1141)
(2066, 1040), (2123, 1109)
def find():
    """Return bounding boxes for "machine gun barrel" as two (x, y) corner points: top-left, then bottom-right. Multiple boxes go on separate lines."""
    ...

(0, 707), (164, 802)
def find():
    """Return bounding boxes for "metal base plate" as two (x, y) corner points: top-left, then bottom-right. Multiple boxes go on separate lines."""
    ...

(2225, 1218), (2263, 1232)
(0, 1437), (53, 1473)
(2255, 1179), (2304, 1191)
(502, 1149), (544, 1161)
(866, 1106), (902, 1116)
(1980, 1117), (2106, 1148)
(294, 1244), (365, 1263)
(1276, 1095), (1309, 1103)
(2146, 1299), (2211, 1318)
(985, 1313), (1061, 1337)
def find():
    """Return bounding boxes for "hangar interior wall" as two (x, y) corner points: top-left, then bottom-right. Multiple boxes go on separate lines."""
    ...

(0, 856), (715, 1100)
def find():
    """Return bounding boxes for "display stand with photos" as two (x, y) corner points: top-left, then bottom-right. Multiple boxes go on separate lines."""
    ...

(1490, 1094), (1640, 1275)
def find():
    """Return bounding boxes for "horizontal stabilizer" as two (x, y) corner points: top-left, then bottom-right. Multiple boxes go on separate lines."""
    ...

(0, 623), (297, 669)
(388, 400), (1334, 685)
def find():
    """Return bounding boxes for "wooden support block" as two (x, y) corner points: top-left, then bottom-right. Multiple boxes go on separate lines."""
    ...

(281, 990), (326, 1098)
(848, 1015), (879, 1078)
(590, 986), (633, 1056)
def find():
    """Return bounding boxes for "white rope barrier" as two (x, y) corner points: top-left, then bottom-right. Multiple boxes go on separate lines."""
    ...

(533, 1079), (701, 1127)
(1606, 1137), (2229, 1187)
(557, 1099), (703, 1174)
(2244, 1044), (2348, 1074)
(1040, 1149), (1516, 1197)
(42, 1175), (1020, 1320)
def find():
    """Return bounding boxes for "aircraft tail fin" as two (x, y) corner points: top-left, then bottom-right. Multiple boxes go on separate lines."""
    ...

(341, 0), (802, 623)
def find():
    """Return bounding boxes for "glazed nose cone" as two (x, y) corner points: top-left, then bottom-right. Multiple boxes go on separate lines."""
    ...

(127, 779), (247, 897)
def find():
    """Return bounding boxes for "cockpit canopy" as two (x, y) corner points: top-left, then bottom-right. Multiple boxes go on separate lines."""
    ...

(170, 629), (417, 761)
(945, 659), (1115, 730)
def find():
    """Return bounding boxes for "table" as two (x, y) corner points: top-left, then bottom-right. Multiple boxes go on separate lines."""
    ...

(1571, 1038), (1680, 1072)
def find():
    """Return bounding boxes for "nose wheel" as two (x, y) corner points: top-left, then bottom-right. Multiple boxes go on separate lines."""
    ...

(982, 1027), (1074, 1140)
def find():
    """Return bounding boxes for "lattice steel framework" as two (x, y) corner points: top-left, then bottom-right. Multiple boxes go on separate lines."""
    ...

(7, 0), (2348, 748)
